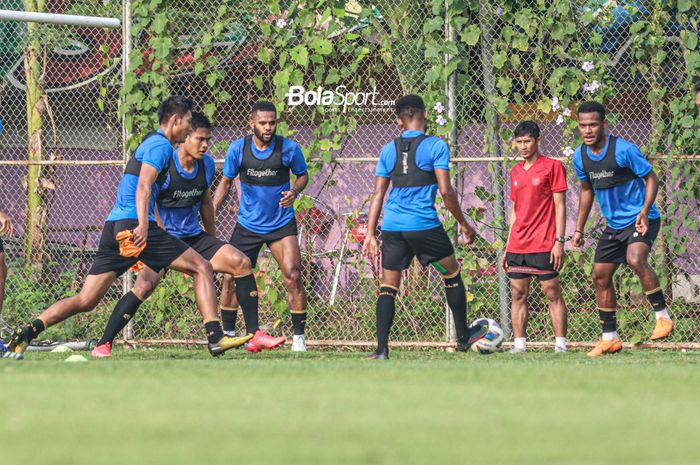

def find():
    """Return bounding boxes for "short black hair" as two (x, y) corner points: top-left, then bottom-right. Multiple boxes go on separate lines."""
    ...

(251, 100), (277, 116)
(190, 112), (212, 131)
(395, 94), (425, 118)
(577, 101), (606, 122)
(158, 95), (193, 124)
(513, 120), (540, 139)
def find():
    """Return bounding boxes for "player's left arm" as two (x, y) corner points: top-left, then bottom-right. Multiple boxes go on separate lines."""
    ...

(280, 143), (309, 208)
(435, 169), (476, 245)
(623, 145), (658, 235)
(199, 190), (216, 236)
(551, 192), (566, 271)
(636, 169), (659, 235)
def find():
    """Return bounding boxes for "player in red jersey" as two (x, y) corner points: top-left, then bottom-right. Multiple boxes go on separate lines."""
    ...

(501, 121), (569, 353)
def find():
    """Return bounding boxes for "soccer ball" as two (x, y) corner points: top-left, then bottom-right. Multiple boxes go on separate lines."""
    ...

(470, 318), (504, 354)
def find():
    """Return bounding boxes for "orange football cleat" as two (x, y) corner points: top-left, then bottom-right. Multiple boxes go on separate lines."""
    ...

(651, 318), (674, 341)
(587, 338), (622, 357)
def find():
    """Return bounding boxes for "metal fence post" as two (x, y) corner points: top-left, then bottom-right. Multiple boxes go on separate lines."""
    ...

(478, 2), (511, 338)
(445, 1), (458, 344)
(122, 0), (135, 342)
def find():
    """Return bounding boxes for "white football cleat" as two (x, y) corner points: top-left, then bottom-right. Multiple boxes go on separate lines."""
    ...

(291, 334), (307, 352)
(554, 345), (567, 353)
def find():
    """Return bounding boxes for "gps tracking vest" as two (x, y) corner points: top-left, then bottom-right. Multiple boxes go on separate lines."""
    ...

(239, 135), (290, 186)
(157, 158), (207, 208)
(580, 136), (637, 189)
(389, 134), (437, 187)
(124, 131), (171, 187)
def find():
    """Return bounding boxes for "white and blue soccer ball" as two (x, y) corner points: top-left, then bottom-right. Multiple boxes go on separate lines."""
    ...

(470, 318), (504, 354)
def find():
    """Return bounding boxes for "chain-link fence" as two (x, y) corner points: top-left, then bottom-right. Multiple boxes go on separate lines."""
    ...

(1, 1), (698, 348)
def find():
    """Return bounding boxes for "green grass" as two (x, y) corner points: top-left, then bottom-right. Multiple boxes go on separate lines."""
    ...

(1, 348), (700, 465)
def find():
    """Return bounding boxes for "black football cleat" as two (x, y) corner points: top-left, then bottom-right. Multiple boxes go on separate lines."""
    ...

(456, 322), (489, 352)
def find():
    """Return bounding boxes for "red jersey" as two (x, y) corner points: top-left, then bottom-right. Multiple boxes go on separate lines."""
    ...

(507, 155), (567, 253)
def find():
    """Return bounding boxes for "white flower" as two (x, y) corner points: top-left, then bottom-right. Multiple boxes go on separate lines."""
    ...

(436, 115), (447, 126)
(563, 146), (574, 158)
(582, 61), (595, 72)
(583, 80), (601, 93)
(551, 96), (560, 112)
(496, 6), (504, 16)
(276, 18), (287, 28)
(556, 115), (564, 125)
(434, 102), (445, 113)
(563, 107), (572, 117)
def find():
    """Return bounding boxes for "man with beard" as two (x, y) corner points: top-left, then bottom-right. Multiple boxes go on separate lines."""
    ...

(214, 101), (309, 352)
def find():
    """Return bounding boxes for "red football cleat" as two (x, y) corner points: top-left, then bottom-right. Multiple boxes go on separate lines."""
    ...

(91, 342), (112, 358)
(245, 330), (285, 353)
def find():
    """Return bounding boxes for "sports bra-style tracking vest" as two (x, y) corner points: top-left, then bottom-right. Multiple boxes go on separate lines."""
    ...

(580, 136), (638, 189)
(124, 132), (171, 187)
(239, 135), (290, 186)
(157, 158), (207, 208)
(389, 135), (437, 187)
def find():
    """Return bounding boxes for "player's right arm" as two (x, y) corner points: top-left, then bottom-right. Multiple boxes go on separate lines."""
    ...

(501, 205), (515, 271)
(573, 180), (594, 248)
(213, 142), (241, 213)
(362, 176), (390, 258)
(133, 164), (160, 247)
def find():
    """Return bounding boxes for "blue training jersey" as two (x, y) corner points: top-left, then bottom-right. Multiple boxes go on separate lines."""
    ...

(376, 129), (449, 232)
(573, 134), (660, 229)
(222, 136), (308, 234)
(157, 151), (216, 238)
(107, 129), (173, 222)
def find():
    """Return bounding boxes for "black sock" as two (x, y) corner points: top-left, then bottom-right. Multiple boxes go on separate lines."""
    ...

(220, 308), (238, 333)
(291, 312), (306, 335)
(645, 288), (667, 312)
(204, 321), (223, 344)
(444, 273), (468, 341)
(376, 286), (397, 353)
(98, 291), (143, 346)
(235, 274), (259, 334)
(25, 318), (46, 342)
(599, 310), (617, 333)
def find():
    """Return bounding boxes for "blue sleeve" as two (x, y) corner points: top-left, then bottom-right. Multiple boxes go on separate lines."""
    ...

(222, 141), (242, 179)
(431, 138), (450, 170)
(573, 149), (588, 182)
(375, 142), (394, 178)
(285, 141), (308, 176)
(617, 141), (652, 177)
(204, 155), (216, 187)
(141, 139), (172, 172)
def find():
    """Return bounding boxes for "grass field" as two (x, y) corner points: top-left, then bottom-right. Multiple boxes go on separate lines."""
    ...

(1, 347), (699, 465)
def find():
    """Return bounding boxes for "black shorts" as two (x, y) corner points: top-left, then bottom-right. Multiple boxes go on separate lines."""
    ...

(381, 226), (454, 271)
(506, 252), (558, 282)
(230, 219), (298, 268)
(181, 232), (227, 261)
(88, 220), (189, 276)
(594, 218), (661, 264)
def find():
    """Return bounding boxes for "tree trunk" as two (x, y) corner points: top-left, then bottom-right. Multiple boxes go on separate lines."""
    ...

(23, 0), (49, 269)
